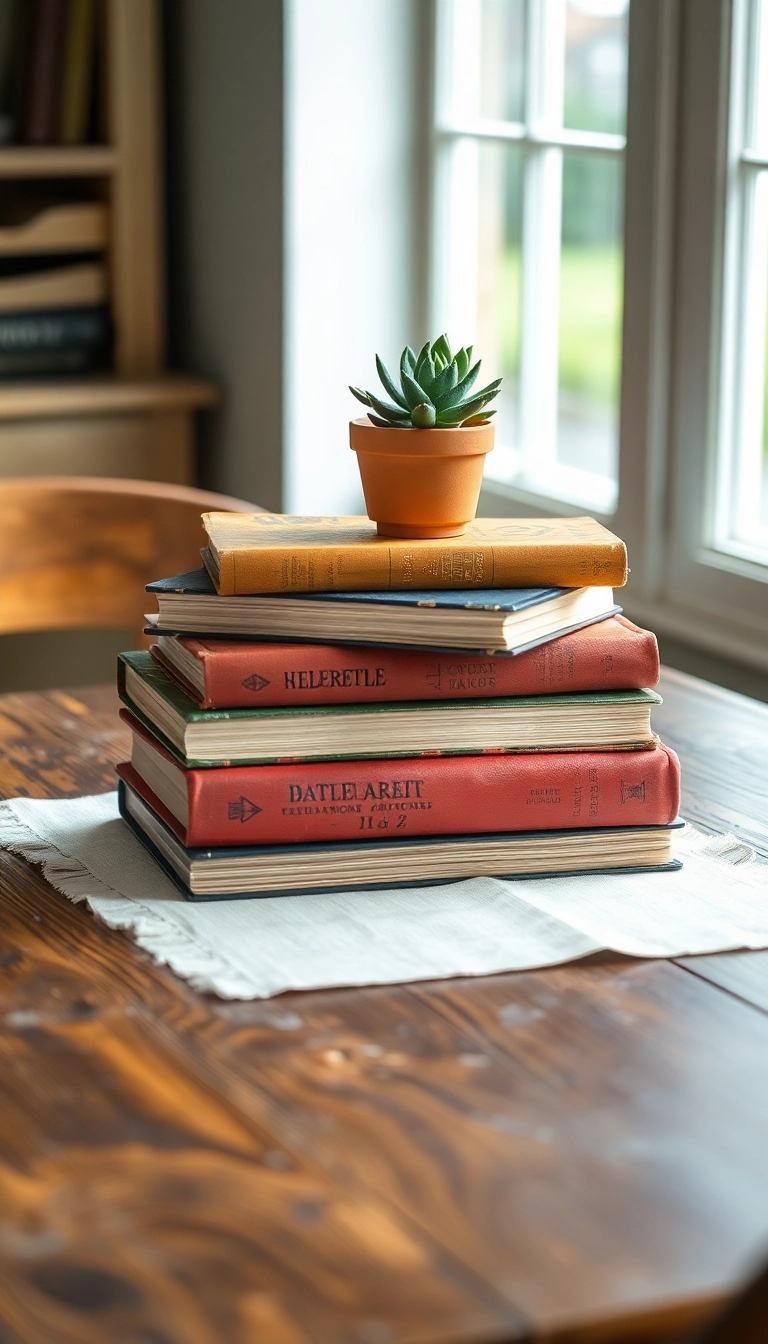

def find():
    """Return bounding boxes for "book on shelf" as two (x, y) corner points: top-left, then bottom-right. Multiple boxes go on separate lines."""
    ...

(118, 718), (680, 849)
(151, 615), (660, 710)
(118, 653), (662, 766)
(118, 778), (683, 900)
(0, 260), (107, 313)
(0, 344), (104, 376)
(0, 0), (16, 144)
(201, 512), (629, 595)
(146, 568), (619, 654)
(4, 0), (97, 146)
(0, 303), (110, 376)
(57, 0), (96, 145)
(0, 304), (109, 350)
(0, 200), (109, 255)
(20, 0), (68, 145)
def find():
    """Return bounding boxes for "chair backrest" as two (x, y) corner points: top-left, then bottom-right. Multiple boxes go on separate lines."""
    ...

(697, 1258), (768, 1341)
(0, 476), (260, 648)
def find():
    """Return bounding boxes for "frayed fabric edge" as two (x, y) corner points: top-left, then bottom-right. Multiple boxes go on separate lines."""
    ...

(0, 802), (266, 999)
(677, 822), (759, 869)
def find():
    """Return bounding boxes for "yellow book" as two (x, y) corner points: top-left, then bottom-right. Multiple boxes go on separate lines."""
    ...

(202, 513), (628, 595)
(57, 0), (96, 146)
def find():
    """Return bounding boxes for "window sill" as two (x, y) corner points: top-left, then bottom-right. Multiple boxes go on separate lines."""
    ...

(482, 464), (618, 519)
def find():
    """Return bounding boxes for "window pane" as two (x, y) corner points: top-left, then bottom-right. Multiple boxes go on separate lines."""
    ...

(479, 0), (526, 124)
(476, 143), (523, 464)
(557, 151), (624, 480)
(564, 0), (629, 135)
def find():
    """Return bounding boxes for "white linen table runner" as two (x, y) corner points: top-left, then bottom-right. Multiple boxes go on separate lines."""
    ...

(1, 792), (766, 999)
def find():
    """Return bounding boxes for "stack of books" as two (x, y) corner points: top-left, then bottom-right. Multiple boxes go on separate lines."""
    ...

(0, 239), (110, 378)
(116, 514), (682, 900)
(0, 0), (99, 148)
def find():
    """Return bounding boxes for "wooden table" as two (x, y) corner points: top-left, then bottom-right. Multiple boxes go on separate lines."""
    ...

(1, 668), (768, 1344)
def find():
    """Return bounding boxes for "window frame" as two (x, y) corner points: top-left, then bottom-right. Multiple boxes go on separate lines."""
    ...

(429, 0), (768, 673)
(431, 0), (627, 515)
(664, 0), (768, 666)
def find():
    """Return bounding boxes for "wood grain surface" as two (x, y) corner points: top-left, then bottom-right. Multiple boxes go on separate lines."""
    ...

(0, 478), (255, 648)
(0, 670), (767, 1344)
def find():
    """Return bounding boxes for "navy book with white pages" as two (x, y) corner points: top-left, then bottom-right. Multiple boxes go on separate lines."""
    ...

(145, 568), (621, 655)
(118, 778), (683, 901)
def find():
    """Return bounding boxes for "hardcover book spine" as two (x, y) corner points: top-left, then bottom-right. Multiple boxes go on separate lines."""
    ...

(157, 617), (660, 709)
(210, 540), (628, 595)
(21, 0), (67, 144)
(57, 0), (96, 145)
(119, 742), (681, 849)
(0, 306), (110, 351)
(0, 347), (95, 377)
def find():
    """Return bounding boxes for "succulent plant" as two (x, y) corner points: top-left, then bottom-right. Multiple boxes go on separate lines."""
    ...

(350, 335), (502, 429)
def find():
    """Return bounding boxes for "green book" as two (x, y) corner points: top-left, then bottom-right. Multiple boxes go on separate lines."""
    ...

(118, 651), (662, 768)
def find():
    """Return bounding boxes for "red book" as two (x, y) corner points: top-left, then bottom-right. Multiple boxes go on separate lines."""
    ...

(151, 614), (659, 710)
(117, 726), (680, 850)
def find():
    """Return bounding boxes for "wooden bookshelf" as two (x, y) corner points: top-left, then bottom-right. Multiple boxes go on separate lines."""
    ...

(0, 0), (217, 485)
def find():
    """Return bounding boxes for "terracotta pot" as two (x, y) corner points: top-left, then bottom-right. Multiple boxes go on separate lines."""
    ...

(349, 417), (494, 538)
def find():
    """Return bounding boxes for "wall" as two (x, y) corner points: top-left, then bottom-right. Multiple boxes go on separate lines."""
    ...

(164, 0), (285, 509)
(164, 0), (430, 515)
(284, 0), (429, 512)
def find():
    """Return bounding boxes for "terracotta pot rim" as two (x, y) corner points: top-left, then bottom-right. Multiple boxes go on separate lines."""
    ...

(350, 416), (494, 459)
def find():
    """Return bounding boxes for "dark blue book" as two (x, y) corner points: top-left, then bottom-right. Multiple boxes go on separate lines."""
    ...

(119, 778), (682, 901)
(0, 304), (111, 352)
(146, 568), (621, 655)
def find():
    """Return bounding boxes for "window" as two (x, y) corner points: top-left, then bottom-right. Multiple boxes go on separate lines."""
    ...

(714, 0), (768, 564)
(432, 0), (629, 514)
(663, 0), (768, 666)
(431, 0), (768, 670)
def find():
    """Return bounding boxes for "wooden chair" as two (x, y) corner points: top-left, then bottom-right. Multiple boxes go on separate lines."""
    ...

(0, 477), (260, 650)
(696, 1258), (768, 1341)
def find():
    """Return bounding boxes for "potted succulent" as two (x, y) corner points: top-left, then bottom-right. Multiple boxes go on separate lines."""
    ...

(349, 335), (502, 538)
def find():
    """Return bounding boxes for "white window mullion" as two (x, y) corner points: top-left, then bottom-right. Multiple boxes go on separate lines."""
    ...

(519, 147), (562, 472)
(431, 0), (482, 341)
(518, 0), (566, 478)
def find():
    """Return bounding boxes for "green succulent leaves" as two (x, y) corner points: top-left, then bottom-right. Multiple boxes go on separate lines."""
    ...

(350, 335), (502, 429)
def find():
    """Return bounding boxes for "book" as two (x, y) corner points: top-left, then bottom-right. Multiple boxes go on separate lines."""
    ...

(118, 724), (680, 849)
(57, 0), (96, 144)
(0, 345), (101, 377)
(0, 200), (109, 255)
(20, 0), (67, 144)
(118, 778), (682, 899)
(118, 654), (661, 766)
(146, 567), (620, 654)
(152, 615), (660, 710)
(1, 0), (27, 145)
(0, 261), (107, 313)
(201, 513), (629, 594)
(0, 305), (110, 352)
(0, 0), (17, 144)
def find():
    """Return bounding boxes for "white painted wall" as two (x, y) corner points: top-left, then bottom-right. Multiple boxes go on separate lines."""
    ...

(165, 0), (284, 509)
(284, 0), (428, 512)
